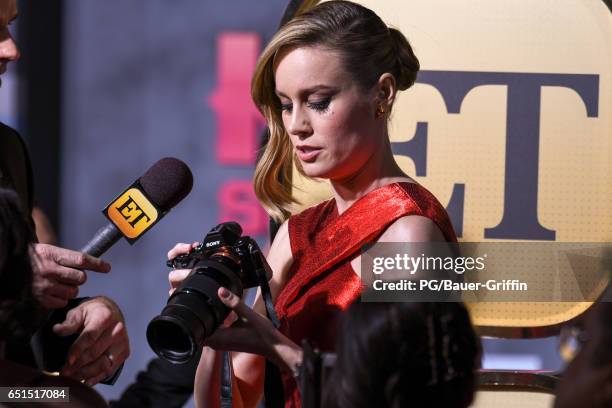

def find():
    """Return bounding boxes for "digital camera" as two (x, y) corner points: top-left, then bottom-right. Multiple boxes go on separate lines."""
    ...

(146, 222), (273, 363)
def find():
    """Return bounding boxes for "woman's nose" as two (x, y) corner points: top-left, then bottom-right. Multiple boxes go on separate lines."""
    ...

(0, 31), (20, 62)
(287, 107), (312, 138)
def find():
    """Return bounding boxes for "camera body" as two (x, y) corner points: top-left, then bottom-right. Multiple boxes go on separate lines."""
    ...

(147, 222), (272, 363)
(169, 221), (268, 289)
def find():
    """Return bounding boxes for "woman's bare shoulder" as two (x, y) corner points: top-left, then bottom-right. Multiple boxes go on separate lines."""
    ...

(379, 215), (445, 243)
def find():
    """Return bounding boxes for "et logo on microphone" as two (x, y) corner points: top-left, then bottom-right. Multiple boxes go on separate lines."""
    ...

(105, 187), (159, 241)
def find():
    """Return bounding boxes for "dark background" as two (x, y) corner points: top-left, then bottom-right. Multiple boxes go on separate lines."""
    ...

(9, 0), (287, 403)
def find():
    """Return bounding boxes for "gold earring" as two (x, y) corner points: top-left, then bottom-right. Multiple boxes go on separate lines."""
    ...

(375, 104), (385, 119)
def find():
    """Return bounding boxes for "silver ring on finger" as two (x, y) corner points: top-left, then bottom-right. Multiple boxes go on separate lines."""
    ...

(104, 351), (114, 368)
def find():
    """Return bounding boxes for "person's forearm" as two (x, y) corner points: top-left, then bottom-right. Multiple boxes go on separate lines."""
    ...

(272, 339), (303, 375)
(275, 344), (302, 374)
(194, 346), (224, 408)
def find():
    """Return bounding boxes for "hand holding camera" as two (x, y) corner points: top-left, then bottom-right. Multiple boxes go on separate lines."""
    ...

(167, 242), (199, 296)
(203, 286), (303, 374)
(147, 222), (279, 364)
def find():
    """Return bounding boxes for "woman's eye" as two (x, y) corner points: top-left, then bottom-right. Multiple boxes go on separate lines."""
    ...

(280, 103), (293, 113)
(308, 98), (331, 112)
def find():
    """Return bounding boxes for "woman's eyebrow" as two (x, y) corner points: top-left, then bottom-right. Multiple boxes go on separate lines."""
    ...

(302, 85), (337, 95)
(275, 85), (338, 99)
(275, 90), (289, 99)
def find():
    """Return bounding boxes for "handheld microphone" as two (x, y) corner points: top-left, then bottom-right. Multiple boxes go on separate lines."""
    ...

(80, 157), (193, 257)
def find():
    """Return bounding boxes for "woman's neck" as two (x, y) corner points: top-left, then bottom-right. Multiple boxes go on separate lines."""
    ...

(330, 141), (412, 214)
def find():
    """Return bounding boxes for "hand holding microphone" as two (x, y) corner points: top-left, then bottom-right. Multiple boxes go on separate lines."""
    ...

(30, 243), (111, 309)
(32, 157), (194, 309)
(39, 157), (193, 384)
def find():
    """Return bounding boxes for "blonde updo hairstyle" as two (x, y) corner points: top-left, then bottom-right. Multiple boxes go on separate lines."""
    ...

(252, 0), (419, 222)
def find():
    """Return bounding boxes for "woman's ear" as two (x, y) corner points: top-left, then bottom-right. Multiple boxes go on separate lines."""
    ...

(376, 73), (397, 109)
(372, 73), (397, 119)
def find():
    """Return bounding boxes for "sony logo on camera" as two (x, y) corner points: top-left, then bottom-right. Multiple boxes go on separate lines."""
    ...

(205, 240), (221, 248)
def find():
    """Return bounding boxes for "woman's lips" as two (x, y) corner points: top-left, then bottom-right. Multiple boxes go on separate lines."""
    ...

(296, 146), (321, 162)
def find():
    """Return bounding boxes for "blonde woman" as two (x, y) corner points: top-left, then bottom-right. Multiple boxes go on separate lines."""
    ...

(168, 1), (457, 407)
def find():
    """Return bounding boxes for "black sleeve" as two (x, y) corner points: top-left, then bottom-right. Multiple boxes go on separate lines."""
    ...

(110, 354), (198, 408)
(30, 297), (125, 386)
(0, 122), (35, 223)
(5, 298), (92, 371)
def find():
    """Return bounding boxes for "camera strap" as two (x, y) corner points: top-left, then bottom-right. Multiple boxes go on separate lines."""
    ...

(251, 244), (280, 329)
(219, 239), (280, 406)
(219, 266), (279, 407)
(260, 276), (280, 328)
(220, 351), (233, 408)
(261, 276), (284, 408)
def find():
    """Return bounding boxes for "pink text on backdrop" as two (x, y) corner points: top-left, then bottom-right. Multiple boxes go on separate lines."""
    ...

(210, 32), (268, 237)
(209, 32), (265, 165)
(218, 180), (269, 236)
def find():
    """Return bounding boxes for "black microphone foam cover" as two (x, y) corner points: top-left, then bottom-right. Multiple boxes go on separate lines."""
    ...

(139, 157), (193, 211)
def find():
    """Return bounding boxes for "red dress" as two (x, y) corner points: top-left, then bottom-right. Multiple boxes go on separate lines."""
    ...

(274, 182), (457, 407)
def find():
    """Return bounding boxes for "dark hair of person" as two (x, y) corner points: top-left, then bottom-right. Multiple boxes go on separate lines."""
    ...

(0, 188), (42, 341)
(323, 301), (481, 408)
(590, 299), (612, 368)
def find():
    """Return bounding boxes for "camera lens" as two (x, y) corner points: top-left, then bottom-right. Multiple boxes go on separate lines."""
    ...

(147, 259), (243, 363)
(146, 311), (200, 363)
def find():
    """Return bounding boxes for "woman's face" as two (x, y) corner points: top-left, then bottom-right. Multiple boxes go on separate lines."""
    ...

(273, 46), (382, 181)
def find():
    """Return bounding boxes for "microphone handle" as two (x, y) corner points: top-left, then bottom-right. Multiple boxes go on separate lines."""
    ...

(80, 223), (123, 257)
